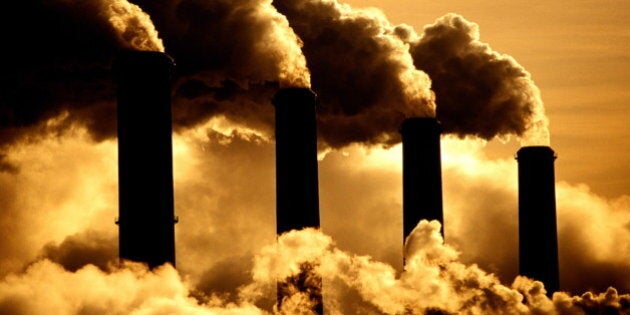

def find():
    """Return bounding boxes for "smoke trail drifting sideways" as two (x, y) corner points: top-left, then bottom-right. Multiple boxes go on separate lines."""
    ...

(0, 0), (165, 152)
(131, 0), (311, 88)
(272, 0), (436, 148)
(1, 0), (553, 152)
(104, 0), (165, 52)
(409, 14), (550, 145)
(0, 0), (311, 152)
(35, 0), (164, 52)
(275, 1), (551, 147)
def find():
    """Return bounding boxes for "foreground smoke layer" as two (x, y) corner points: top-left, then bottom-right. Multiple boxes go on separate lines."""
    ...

(1, 222), (628, 314)
(0, 128), (628, 313)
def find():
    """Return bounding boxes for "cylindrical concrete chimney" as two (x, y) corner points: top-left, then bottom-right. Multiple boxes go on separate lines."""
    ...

(114, 50), (176, 269)
(272, 88), (322, 314)
(399, 117), (444, 242)
(273, 88), (320, 234)
(517, 146), (559, 295)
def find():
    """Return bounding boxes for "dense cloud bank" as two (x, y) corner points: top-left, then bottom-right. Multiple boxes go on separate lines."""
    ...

(1, 223), (628, 314)
(1, 0), (549, 155)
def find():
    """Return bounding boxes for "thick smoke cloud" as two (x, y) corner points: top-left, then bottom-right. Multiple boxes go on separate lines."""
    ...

(0, 128), (118, 276)
(408, 14), (550, 145)
(40, 230), (117, 272)
(0, 0), (308, 152)
(273, 0), (550, 146)
(0, 123), (628, 313)
(0, 0), (162, 147)
(1, 222), (628, 314)
(1, 0), (552, 155)
(272, 0), (435, 147)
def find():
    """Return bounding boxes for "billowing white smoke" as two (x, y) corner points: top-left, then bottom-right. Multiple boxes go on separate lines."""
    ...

(1, 221), (628, 314)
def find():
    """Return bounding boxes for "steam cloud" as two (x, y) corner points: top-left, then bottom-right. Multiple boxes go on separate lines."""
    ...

(1, 222), (628, 314)
(1, 0), (551, 155)
(408, 14), (550, 145)
(0, 125), (627, 313)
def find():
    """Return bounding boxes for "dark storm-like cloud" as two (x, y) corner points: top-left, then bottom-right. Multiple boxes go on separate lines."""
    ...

(0, 0), (165, 166)
(0, 0), (307, 152)
(1, 0), (551, 157)
(408, 14), (549, 144)
(273, 1), (549, 146)
(271, 0), (435, 148)
(39, 230), (117, 272)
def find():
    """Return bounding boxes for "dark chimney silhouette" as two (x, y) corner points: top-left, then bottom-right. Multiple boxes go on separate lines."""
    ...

(273, 88), (321, 234)
(399, 117), (444, 244)
(114, 51), (176, 269)
(517, 146), (559, 295)
(272, 88), (323, 314)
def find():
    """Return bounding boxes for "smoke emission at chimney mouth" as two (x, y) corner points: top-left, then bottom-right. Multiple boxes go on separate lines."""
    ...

(272, 88), (318, 109)
(399, 117), (442, 135)
(113, 50), (176, 79)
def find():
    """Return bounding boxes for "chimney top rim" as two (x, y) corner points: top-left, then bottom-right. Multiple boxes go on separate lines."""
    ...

(272, 88), (317, 107)
(399, 117), (442, 135)
(113, 50), (175, 76)
(516, 146), (557, 159)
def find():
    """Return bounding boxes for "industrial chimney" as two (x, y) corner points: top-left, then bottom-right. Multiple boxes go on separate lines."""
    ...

(517, 146), (559, 295)
(399, 117), (444, 244)
(272, 88), (322, 314)
(114, 51), (176, 269)
(273, 88), (321, 234)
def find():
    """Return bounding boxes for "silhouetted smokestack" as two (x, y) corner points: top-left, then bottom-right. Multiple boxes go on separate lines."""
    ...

(272, 88), (322, 314)
(273, 88), (320, 233)
(517, 146), (559, 295)
(114, 51), (176, 269)
(400, 117), (444, 243)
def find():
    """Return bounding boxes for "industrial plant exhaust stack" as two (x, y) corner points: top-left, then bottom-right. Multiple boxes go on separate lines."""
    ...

(517, 146), (560, 295)
(273, 88), (321, 234)
(272, 88), (322, 314)
(399, 117), (444, 245)
(114, 51), (176, 269)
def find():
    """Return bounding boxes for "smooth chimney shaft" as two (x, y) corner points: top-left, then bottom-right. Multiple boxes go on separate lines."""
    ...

(400, 117), (444, 242)
(517, 146), (559, 295)
(273, 88), (321, 234)
(273, 88), (323, 315)
(115, 51), (176, 269)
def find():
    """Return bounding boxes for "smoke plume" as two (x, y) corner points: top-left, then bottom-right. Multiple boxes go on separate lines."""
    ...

(272, 0), (436, 147)
(273, 0), (551, 146)
(1, 0), (554, 154)
(0, 0), (163, 151)
(0, 0), (309, 152)
(408, 14), (550, 145)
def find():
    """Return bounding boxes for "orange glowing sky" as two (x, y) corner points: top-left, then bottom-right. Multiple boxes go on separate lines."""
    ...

(347, 0), (630, 198)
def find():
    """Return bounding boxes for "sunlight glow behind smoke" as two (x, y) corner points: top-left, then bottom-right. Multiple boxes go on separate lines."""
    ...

(0, 125), (627, 313)
(106, 0), (165, 52)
